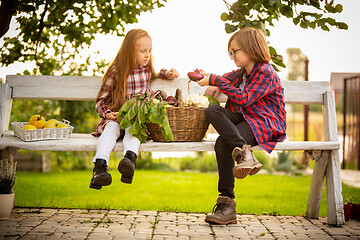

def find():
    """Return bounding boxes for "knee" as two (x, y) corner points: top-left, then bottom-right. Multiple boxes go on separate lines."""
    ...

(205, 104), (222, 120)
(103, 121), (121, 137)
(214, 136), (226, 153)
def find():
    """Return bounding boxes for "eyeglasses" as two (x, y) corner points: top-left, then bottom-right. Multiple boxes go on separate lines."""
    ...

(228, 48), (241, 58)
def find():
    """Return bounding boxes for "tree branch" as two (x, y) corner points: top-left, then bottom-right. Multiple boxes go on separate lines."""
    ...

(34, 0), (49, 62)
(222, 0), (245, 21)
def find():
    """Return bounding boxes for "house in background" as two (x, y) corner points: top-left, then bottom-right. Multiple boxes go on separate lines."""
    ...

(330, 72), (360, 105)
(331, 72), (360, 170)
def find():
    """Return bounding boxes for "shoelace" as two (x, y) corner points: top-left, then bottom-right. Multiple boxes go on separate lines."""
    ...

(235, 149), (246, 164)
(212, 203), (227, 214)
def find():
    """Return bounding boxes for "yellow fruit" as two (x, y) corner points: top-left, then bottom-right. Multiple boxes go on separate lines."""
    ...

(43, 119), (59, 128)
(57, 123), (68, 128)
(29, 115), (46, 129)
(23, 124), (37, 130)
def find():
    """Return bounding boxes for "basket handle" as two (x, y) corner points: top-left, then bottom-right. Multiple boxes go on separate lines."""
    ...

(62, 119), (71, 126)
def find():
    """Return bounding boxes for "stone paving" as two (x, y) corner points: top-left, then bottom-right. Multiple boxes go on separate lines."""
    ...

(0, 208), (359, 240)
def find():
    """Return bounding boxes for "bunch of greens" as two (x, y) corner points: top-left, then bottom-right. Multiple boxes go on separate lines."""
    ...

(118, 91), (174, 143)
(205, 95), (220, 106)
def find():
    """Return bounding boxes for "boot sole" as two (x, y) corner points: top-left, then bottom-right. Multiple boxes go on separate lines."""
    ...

(233, 166), (252, 179)
(121, 175), (133, 184)
(233, 162), (263, 179)
(118, 159), (134, 184)
(89, 183), (102, 190)
(205, 217), (237, 225)
(249, 163), (263, 176)
(90, 173), (112, 187)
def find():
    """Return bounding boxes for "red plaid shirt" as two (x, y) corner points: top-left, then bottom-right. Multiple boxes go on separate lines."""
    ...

(94, 65), (168, 135)
(209, 62), (287, 153)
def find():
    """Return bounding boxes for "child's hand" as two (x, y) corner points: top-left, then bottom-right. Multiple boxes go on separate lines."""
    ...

(197, 75), (210, 87)
(205, 86), (220, 98)
(167, 69), (179, 79)
(105, 111), (118, 120)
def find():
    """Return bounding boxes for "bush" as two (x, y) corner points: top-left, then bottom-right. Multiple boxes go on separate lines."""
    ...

(50, 151), (94, 171)
(275, 151), (293, 173)
(180, 152), (217, 172)
(135, 152), (174, 171)
(253, 151), (274, 173)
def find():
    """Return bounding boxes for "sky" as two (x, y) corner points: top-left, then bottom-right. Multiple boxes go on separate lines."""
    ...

(1, 0), (359, 82)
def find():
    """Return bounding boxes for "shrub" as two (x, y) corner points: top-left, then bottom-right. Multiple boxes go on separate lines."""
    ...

(0, 159), (17, 194)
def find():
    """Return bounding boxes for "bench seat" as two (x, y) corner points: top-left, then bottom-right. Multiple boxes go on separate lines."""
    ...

(0, 131), (340, 152)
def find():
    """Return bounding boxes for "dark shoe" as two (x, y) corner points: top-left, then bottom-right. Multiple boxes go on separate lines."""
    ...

(232, 145), (263, 179)
(89, 159), (112, 189)
(118, 150), (137, 184)
(205, 196), (237, 225)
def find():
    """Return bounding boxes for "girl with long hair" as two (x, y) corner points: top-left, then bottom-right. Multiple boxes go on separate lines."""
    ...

(90, 29), (179, 189)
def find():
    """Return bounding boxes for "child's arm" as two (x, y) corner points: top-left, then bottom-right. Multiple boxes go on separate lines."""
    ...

(157, 68), (179, 80)
(212, 70), (276, 108)
(95, 70), (116, 119)
(200, 68), (277, 108)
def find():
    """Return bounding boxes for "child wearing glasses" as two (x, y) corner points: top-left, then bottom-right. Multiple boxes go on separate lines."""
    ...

(197, 27), (286, 225)
(90, 29), (179, 189)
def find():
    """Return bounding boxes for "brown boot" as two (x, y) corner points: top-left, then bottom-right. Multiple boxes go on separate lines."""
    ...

(205, 196), (237, 225)
(232, 145), (262, 179)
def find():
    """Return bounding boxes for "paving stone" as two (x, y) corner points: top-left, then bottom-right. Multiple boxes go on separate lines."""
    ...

(1, 209), (360, 240)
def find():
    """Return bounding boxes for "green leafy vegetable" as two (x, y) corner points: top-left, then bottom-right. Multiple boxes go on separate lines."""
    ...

(205, 95), (220, 106)
(118, 91), (174, 143)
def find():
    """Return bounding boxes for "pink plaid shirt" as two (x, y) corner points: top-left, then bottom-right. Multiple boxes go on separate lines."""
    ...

(94, 65), (168, 136)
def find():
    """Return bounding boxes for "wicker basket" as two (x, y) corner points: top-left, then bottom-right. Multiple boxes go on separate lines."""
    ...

(147, 106), (209, 142)
(12, 120), (74, 142)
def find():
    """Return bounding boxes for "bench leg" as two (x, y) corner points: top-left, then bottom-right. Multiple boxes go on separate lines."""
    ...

(306, 150), (328, 219)
(326, 149), (345, 226)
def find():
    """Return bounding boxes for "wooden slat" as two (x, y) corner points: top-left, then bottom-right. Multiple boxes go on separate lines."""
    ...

(6, 75), (101, 101)
(323, 91), (339, 141)
(306, 151), (328, 219)
(326, 149), (345, 225)
(0, 84), (13, 135)
(6, 75), (329, 104)
(0, 132), (340, 152)
(322, 90), (345, 225)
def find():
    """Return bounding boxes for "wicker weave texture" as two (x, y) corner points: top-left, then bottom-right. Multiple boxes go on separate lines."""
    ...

(12, 121), (74, 142)
(147, 107), (209, 142)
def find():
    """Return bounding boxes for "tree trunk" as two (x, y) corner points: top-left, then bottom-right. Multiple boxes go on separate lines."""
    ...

(0, 0), (17, 38)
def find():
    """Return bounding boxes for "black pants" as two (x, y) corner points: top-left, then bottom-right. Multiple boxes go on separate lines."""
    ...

(205, 105), (258, 199)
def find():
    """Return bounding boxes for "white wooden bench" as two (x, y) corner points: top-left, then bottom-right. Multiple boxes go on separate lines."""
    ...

(0, 75), (344, 225)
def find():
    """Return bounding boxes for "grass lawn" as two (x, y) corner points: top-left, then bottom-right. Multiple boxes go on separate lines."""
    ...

(14, 170), (360, 217)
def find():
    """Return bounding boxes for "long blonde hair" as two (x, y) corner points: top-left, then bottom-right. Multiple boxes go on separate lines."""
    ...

(228, 28), (271, 63)
(97, 29), (156, 111)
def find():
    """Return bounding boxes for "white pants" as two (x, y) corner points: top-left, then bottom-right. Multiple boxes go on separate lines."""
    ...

(92, 122), (141, 165)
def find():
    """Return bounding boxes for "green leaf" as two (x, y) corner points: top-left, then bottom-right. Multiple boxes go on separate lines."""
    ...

(321, 25), (330, 31)
(300, 20), (309, 28)
(119, 92), (173, 142)
(205, 95), (220, 106)
(336, 22), (348, 30)
(308, 22), (316, 29)
(335, 4), (343, 13)
(280, 5), (292, 18)
(293, 17), (300, 25)
(271, 63), (280, 72)
(220, 12), (229, 21)
(326, 17), (336, 26)
(225, 23), (237, 34)
(269, 46), (277, 56)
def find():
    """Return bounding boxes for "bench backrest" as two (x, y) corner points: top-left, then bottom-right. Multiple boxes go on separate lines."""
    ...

(1, 75), (337, 142)
(5, 75), (329, 104)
